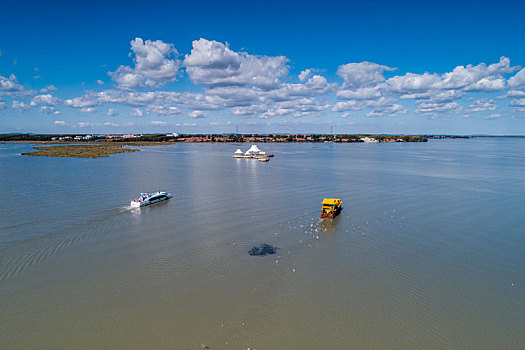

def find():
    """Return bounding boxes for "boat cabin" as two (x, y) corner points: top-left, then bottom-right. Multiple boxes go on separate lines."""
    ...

(321, 198), (342, 219)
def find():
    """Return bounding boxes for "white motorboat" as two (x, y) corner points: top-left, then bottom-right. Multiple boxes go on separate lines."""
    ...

(130, 191), (172, 207)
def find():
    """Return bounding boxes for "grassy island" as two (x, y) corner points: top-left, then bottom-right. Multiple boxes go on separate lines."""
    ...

(22, 144), (140, 158)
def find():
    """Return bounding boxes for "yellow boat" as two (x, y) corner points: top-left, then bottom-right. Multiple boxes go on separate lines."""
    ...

(321, 198), (342, 219)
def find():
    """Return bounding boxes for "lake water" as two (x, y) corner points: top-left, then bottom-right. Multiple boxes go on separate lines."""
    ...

(1, 139), (524, 349)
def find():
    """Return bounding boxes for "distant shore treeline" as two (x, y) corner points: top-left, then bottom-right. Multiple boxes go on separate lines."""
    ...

(0, 133), (430, 143)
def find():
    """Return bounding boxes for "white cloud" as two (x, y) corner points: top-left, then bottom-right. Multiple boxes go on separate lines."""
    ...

(0, 74), (34, 98)
(54, 110), (61, 115)
(109, 38), (181, 89)
(30, 94), (61, 107)
(65, 90), (157, 108)
(39, 106), (58, 114)
(184, 38), (289, 88)
(40, 85), (57, 93)
(107, 108), (118, 116)
(510, 98), (525, 107)
(12, 100), (30, 111)
(469, 98), (496, 112)
(265, 74), (337, 100)
(386, 72), (442, 93)
(261, 97), (330, 118)
(415, 101), (462, 116)
(505, 90), (525, 98)
(463, 77), (506, 92)
(337, 61), (395, 89)
(188, 110), (207, 118)
(231, 104), (267, 116)
(387, 57), (517, 93)
(484, 113), (501, 120)
(366, 104), (408, 118)
(130, 108), (144, 117)
(332, 96), (396, 112)
(336, 86), (382, 100)
(399, 89), (465, 103)
(54, 120), (66, 126)
(41, 40), (524, 126)
(150, 120), (168, 125)
(146, 104), (181, 116)
(97, 79), (104, 85)
(298, 69), (312, 82)
(175, 122), (197, 127)
(80, 107), (96, 113)
(508, 67), (525, 89)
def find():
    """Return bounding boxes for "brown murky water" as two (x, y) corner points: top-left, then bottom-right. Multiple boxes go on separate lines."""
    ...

(1, 140), (524, 349)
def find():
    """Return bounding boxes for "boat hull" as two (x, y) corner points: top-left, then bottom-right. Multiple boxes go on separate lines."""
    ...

(130, 193), (172, 207)
(321, 206), (341, 219)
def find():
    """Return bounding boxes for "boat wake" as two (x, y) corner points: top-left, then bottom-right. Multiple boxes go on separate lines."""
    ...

(0, 207), (131, 283)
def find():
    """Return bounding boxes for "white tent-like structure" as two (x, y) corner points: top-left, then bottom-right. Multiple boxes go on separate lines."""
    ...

(233, 144), (273, 158)
(246, 144), (263, 154)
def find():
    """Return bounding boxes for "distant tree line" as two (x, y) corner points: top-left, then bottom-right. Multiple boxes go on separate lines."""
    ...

(0, 133), (429, 143)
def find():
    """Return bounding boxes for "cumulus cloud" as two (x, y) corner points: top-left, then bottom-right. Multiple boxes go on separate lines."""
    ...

(39, 106), (58, 114)
(146, 104), (181, 116)
(298, 69), (312, 82)
(184, 38), (289, 89)
(97, 79), (104, 85)
(337, 61), (395, 89)
(12, 100), (30, 111)
(415, 101), (462, 116)
(130, 108), (144, 117)
(231, 104), (267, 116)
(40, 85), (57, 93)
(336, 86), (382, 100)
(261, 97), (330, 118)
(0, 74), (34, 98)
(150, 120), (168, 125)
(265, 74), (337, 101)
(387, 57), (516, 94)
(54, 120), (66, 126)
(469, 98), (496, 112)
(332, 96), (397, 112)
(109, 38), (181, 89)
(505, 90), (525, 98)
(30, 94), (61, 107)
(398, 89), (465, 103)
(366, 104), (408, 118)
(188, 110), (207, 118)
(37, 39), (523, 125)
(510, 98), (525, 107)
(80, 107), (96, 113)
(65, 90), (157, 108)
(107, 108), (118, 116)
(508, 67), (525, 90)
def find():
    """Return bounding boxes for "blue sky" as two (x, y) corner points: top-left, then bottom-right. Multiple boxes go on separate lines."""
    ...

(1, 0), (525, 134)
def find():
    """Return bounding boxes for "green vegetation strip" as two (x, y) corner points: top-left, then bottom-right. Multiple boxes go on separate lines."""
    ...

(22, 144), (140, 158)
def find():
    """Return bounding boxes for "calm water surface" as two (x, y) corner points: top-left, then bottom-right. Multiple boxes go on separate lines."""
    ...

(1, 140), (524, 349)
